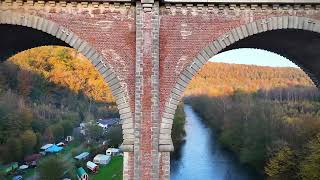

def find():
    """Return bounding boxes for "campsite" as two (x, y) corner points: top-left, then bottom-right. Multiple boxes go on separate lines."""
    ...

(0, 119), (123, 180)
(1, 139), (123, 180)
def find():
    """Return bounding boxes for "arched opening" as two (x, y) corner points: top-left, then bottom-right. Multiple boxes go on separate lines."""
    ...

(211, 48), (298, 67)
(0, 25), (69, 60)
(0, 15), (132, 179)
(185, 48), (315, 97)
(222, 29), (320, 86)
(171, 48), (318, 179)
(165, 16), (320, 180)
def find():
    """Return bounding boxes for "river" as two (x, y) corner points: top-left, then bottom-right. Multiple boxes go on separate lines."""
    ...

(170, 105), (263, 180)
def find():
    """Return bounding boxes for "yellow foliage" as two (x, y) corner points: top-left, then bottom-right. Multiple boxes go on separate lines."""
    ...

(186, 62), (315, 97)
(9, 46), (114, 103)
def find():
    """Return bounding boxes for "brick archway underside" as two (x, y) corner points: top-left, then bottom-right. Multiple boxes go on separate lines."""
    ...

(0, 11), (134, 151)
(160, 16), (320, 152)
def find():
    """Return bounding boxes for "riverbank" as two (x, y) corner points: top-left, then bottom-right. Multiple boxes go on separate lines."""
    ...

(187, 93), (320, 180)
(171, 105), (260, 180)
(171, 104), (186, 157)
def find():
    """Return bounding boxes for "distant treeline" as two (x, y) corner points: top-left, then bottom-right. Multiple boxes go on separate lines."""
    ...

(185, 62), (315, 97)
(0, 46), (118, 163)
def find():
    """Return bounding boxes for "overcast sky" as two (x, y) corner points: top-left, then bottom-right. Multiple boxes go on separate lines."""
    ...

(209, 48), (298, 68)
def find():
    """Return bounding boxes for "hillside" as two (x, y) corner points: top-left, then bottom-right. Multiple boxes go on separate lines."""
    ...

(187, 62), (320, 179)
(7, 46), (114, 103)
(0, 46), (118, 164)
(185, 62), (315, 96)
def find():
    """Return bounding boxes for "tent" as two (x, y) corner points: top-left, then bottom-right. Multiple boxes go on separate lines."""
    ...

(40, 144), (53, 151)
(45, 144), (63, 153)
(74, 152), (89, 161)
(76, 167), (88, 180)
(93, 154), (111, 165)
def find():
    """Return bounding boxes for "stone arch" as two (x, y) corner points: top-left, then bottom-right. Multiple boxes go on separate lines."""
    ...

(0, 11), (134, 151)
(159, 15), (320, 152)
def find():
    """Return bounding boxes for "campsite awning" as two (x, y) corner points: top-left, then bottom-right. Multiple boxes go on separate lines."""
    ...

(45, 145), (63, 153)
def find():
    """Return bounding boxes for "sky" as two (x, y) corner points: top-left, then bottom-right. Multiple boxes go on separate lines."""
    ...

(209, 48), (298, 68)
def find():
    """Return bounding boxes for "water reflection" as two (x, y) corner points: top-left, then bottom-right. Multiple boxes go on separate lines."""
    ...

(170, 105), (263, 180)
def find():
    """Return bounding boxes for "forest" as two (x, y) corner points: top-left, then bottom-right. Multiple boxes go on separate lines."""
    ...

(185, 62), (315, 96)
(185, 62), (320, 179)
(2, 46), (318, 179)
(0, 46), (186, 167)
(0, 46), (118, 163)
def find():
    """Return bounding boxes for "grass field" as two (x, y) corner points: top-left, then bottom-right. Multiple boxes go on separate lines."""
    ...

(92, 156), (123, 180)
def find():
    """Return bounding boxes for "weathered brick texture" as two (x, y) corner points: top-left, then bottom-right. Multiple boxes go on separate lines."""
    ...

(134, 2), (160, 179)
(0, 2), (136, 128)
(2, 1), (320, 179)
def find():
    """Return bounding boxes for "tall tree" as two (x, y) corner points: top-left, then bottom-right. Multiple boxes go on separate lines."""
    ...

(299, 134), (320, 180)
(17, 70), (32, 97)
(21, 130), (37, 156)
(6, 137), (23, 162)
(265, 146), (296, 180)
(51, 124), (64, 142)
(106, 125), (123, 147)
(38, 156), (65, 180)
(43, 127), (54, 143)
(86, 123), (104, 142)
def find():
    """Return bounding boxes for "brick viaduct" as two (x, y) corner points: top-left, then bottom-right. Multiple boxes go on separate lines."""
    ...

(1, 0), (320, 179)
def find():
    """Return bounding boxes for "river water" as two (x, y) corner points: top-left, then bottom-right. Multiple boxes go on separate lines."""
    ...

(170, 105), (263, 180)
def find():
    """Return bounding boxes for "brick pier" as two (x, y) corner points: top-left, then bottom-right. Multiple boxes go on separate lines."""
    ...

(1, 0), (320, 179)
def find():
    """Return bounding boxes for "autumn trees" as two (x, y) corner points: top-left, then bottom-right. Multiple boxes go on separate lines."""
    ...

(184, 62), (320, 179)
(185, 62), (315, 97)
(9, 46), (114, 103)
(188, 92), (320, 179)
(38, 156), (67, 180)
(299, 134), (320, 180)
(0, 46), (118, 163)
